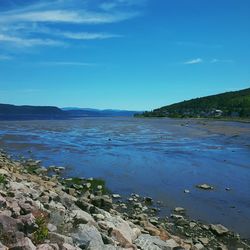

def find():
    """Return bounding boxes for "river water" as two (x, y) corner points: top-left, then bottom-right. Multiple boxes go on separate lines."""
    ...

(0, 117), (250, 238)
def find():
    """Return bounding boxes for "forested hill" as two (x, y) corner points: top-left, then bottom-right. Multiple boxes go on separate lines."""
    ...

(0, 104), (67, 119)
(138, 88), (250, 118)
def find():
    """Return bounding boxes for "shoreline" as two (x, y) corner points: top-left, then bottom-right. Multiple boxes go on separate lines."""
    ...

(134, 116), (250, 123)
(0, 150), (250, 249)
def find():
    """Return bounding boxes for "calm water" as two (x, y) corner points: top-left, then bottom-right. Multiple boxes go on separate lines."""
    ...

(0, 117), (250, 238)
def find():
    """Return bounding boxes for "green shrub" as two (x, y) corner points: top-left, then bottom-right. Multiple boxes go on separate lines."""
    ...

(33, 213), (49, 244)
(0, 174), (7, 185)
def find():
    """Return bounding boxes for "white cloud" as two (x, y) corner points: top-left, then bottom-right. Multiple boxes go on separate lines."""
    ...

(0, 10), (138, 24)
(100, 0), (146, 10)
(0, 0), (141, 49)
(61, 32), (122, 40)
(0, 33), (64, 47)
(184, 58), (203, 65)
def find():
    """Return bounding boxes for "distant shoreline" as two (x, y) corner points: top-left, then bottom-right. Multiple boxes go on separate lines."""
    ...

(134, 116), (250, 123)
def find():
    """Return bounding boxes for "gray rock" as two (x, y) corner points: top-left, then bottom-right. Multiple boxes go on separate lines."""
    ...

(9, 181), (28, 192)
(85, 240), (106, 250)
(49, 232), (74, 247)
(0, 194), (6, 208)
(0, 241), (8, 250)
(189, 222), (197, 228)
(198, 237), (209, 245)
(61, 243), (79, 250)
(193, 243), (205, 250)
(47, 223), (57, 232)
(69, 209), (95, 224)
(71, 223), (103, 247)
(19, 213), (38, 233)
(170, 214), (184, 220)
(36, 244), (60, 250)
(112, 194), (121, 199)
(48, 201), (66, 213)
(0, 169), (10, 177)
(210, 224), (229, 235)
(86, 241), (117, 250)
(165, 239), (179, 249)
(91, 195), (113, 211)
(75, 198), (94, 212)
(0, 214), (23, 232)
(135, 234), (173, 250)
(107, 216), (137, 244)
(85, 182), (91, 189)
(196, 184), (214, 190)
(9, 237), (36, 250)
(174, 207), (185, 213)
(93, 213), (105, 220)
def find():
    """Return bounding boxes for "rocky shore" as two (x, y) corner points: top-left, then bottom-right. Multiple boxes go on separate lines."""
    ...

(0, 150), (249, 250)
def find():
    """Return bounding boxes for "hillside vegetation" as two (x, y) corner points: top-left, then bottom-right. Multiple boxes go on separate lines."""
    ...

(138, 88), (250, 118)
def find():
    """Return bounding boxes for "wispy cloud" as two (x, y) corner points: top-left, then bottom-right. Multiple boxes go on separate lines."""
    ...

(184, 58), (203, 65)
(0, 10), (139, 25)
(100, 0), (146, 10)
(0, 33), (64, 47)
(60, 32), (122, 40)
(0, 0), (141, 49)
(182, 58), (234, 65)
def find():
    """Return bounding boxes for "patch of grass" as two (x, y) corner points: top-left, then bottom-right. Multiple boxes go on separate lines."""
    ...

(24, 165), (39, 174)
(62, 177), (109, 194)
(88, 178), (108, 194)
(32, 211), (49, 244)
(0, 174), (7, 185)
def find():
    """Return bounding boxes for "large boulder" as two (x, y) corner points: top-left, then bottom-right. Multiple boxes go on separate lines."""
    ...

(135, 234), (167, 250)
(36, 244), (59, 250)
(71, 223), (103, 248)
(107, 216), (138, 245)
(9, 237), (36, 250)
(0, 241), (8, 250)
(69, 210), (95, 224)
(91, 196), (113, 211)
(210, 224), (229, 236)
(0, 214), (23, 233)
(19, 213), (38, 233)
(62, 243), (81, 250)
(49, 232), (74, 247)
(6, 199), (21, 217)
(86, 241), (117, 250)
(9, 181), (29, 193)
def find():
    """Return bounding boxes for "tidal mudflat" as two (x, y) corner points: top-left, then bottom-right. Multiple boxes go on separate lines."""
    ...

(0, 117), (250, 238)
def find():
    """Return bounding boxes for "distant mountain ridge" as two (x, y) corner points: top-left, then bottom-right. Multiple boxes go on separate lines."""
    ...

(138, 88), (250, 118)
(0, 104), (141, 120)
(0, 104), (67, 119)
(62, 108), (141, 117)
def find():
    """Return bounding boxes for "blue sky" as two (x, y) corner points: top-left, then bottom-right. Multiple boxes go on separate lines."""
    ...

(0, 0), (249, 110)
